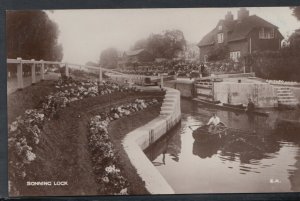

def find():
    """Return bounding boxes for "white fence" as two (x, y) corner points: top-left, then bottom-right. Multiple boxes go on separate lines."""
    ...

(7, 58), (168, 90)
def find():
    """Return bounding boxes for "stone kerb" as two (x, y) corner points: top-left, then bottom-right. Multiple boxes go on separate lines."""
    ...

(122, 87), (181, 194)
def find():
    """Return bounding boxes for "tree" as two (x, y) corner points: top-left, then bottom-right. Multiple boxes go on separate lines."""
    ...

(207, 46), (229, 61)
(99, 48), (118, 69)
(132, 29), (186, 59)
(6, 10), (63, 61)
(162, 30), (186, 58)
(291, 7), (300, 21)
(131, 38), (148, 50)
(288, 29), (300, 52)
(147, 33), (165, 58)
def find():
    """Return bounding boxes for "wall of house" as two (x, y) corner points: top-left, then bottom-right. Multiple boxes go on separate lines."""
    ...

(249, 29), (282, 52)
(227, 39), (249, 57)
(213, 82), (278, 108)
(199, 45), (214, 62)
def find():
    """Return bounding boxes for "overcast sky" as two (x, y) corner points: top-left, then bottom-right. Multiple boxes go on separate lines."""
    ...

(47, 7), (299, 65)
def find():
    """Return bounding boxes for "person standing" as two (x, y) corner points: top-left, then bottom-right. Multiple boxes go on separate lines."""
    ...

(200, 63), (205, 78)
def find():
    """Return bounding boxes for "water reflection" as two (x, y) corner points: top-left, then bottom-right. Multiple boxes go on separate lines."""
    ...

(145, 123), (182, 166)
(145, 99), (300, 193)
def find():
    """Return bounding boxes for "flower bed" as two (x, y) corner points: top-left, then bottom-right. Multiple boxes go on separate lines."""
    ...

(8, 77), (139, 187)
(88, 98), (159, 195)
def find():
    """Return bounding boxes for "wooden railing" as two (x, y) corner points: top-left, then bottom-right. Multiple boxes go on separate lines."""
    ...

(7, 58), (169, 90)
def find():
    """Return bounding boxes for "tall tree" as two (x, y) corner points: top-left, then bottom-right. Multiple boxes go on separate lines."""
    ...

(291, 7), (300, 21)
(162, 29), (186, 58)
(132, 29), (186, 59)
(288, 29), (300, 53)
(131, 38), (148, 50)
(99, 48), (118, 69)
(6, 10), (63, 61)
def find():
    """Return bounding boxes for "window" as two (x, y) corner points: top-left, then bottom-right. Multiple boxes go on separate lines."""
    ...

(204, 55), (208, 62)
(259, 28), (275, 39)
(230, 51), (241, 62)
(217, 33), (224, 43)
(218, 25), (222, 31)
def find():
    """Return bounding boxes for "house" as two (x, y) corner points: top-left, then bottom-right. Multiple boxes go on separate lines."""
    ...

(123, 49), (154, 63)
(198, 8), (284, 62)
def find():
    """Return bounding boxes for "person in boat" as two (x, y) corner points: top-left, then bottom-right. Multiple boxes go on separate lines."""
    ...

(245, 98), (255, 113)
(245, 98), (257, 133)
(207, 113), (221, 133)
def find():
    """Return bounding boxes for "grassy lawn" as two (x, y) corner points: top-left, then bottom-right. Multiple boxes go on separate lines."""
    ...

(8, 80), (164, 196)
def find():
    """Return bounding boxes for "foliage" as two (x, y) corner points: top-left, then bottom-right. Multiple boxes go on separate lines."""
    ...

(132, 29), (186, 59)
(8, 77), (138, 194)
(291, 6), (300, 21)
(131, 38), (148, 50)
(205, 59), (244, 74)
(207, 46), (229, 62)
(88, 99), (159, 194)
(288, 29), (300, 50)
(246, 27), (300, 81)
(6, 11), (63, 61)
(100, 48), (119, 69)
(248, 48), (300, 81)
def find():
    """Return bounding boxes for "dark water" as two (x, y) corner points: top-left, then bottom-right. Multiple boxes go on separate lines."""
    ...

(145, 99), (300, 193)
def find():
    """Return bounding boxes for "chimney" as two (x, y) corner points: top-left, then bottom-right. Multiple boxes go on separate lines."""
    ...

(225, 11), (234, 21)
(237, 8), (249, 21)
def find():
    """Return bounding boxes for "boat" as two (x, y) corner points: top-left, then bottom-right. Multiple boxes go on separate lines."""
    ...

(223, 103), (245, 109)
(192, 98), (269, 117)
(192, 122), (228, 142)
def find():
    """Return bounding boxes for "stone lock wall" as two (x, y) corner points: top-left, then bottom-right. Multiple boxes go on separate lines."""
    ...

(213, 82), (278, 108)
(164, 80), (194, 98)
(122, 87), (181, 194)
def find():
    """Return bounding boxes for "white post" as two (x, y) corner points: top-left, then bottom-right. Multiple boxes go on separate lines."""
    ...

(40, 60), (45, 80)
(65, 63), (69, 77)
(99, 67), (103, 82)
(17, 57), (23, 90)
(31, 59), (36, 84)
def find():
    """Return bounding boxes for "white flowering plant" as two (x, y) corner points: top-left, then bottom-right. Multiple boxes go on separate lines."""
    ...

(87, 98), (160, 194)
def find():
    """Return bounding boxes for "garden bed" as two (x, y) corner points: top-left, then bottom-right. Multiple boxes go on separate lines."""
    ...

(8, 78), (164, 196)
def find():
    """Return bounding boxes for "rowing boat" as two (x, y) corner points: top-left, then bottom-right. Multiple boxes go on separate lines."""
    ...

(192, 122), (228, 142)
(192, 98), (269, 117)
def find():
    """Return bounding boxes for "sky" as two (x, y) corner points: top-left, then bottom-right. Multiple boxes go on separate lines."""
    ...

(47, 7), (300, 65)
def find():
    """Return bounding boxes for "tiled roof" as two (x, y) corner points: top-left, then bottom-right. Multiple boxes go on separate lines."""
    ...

(198, 15), (283, 47)
(125, 49), (146, 56)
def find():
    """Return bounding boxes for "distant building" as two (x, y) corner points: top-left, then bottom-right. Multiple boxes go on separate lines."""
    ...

(198, 8), (284, 62)
(123, 49), (154, 63)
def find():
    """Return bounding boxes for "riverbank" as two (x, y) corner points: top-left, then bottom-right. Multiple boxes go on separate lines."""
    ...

(8, 80), (164, 196)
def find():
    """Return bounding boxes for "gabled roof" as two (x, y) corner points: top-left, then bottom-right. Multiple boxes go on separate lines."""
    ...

(125, 49), (146, 56)
(198, 15), (283, 47)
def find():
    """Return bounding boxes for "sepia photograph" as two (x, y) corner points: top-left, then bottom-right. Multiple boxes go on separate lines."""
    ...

(6, 6), (300, 196)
